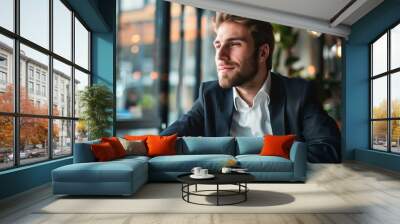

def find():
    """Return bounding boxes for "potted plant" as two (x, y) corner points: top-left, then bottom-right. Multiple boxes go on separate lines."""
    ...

(79, 84), (113, 140)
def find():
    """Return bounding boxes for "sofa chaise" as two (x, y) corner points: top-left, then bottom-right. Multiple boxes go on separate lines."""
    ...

(52, 137), (307, 196)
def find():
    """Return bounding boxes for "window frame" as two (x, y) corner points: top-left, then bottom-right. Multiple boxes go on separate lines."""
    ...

(370, 20), (400, 154)
(0, 0), (92, 171)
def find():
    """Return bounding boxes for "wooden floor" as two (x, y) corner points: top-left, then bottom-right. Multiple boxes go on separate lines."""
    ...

(1, 162), (400, 224)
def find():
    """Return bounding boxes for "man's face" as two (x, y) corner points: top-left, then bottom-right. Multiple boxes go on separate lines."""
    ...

(214, 21), (258, 88)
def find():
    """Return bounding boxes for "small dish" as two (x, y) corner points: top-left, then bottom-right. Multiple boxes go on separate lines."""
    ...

(190, 174), (215, 179)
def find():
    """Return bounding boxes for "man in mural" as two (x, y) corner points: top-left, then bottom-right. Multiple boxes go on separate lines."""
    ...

(161, 13), (341, 163)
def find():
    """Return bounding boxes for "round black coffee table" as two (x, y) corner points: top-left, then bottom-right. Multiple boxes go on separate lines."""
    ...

(177, 173), (255, 206)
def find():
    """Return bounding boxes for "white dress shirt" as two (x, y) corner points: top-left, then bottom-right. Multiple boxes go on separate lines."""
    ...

(230, 74), (273, 137)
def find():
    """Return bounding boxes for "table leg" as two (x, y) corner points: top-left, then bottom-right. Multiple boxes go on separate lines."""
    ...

(217, 184), (219, 206)
(195, 184), (197, 192)
(245, 183), (247, 201)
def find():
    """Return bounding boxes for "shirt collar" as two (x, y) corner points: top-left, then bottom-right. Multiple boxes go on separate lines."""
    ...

(233, 72), (271, 111)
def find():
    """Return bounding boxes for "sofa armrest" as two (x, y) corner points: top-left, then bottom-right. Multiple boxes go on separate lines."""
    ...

(289, 141), (307, 181)
(73, 140), (100, 163)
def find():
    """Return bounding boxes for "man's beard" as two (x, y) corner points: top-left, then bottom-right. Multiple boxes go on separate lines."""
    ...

(218, 52), (259, 89)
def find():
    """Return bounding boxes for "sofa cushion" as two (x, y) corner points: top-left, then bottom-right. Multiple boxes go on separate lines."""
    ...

(74, 140), (100, 163)
(101, 137), (127, 158)
(235, 137), (263, 155)
(52, 158), (147, 183)
(148, 154), (235, 172)
(236, 155), (293, 172)
(91, 142), (118, 161)
(119, 138), (147, 156)
(260, 135), (296, 159)
(147, 134), (177, 157)
(177, 137), (235, 155)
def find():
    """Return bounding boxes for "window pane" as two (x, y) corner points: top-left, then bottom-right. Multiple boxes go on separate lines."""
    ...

(74, 69), (89, 118)
(372, 33), (387, 76)
(75, 120), (88, 143)
(372, 121), (388, 151)
(201, 10), (217, 82)
(53, 0), (72, 60)
(20, 0), (49, 49)
(0, 35), (14, 112)
(168, 4), (196, 124)
(116, 1), (158, 123)
(391, 24), (400, 70)
(74, 18), (89, 70)
(20, 44), (49, 115)
(0, 0), (14, 31)
(53, 59), (72, 117)
(391, 72), (400, 118)
(53, 119), (72, 158)
(372, 77), (387, 119)
(0, 116), (13, 170)
(20, 117), (49, 165)
(391, 120), (400, 153)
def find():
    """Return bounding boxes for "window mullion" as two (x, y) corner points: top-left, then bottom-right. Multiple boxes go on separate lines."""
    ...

(49, 0), (53, 160)
(388, 30), (391, 152)
(13, 0), (20, 167)
(71, 10), (76, 154)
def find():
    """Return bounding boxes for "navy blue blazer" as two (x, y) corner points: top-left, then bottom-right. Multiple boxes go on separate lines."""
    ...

(161, 72), (341, 163)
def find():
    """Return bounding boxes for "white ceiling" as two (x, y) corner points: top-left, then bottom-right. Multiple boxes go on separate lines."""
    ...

(167, 0), (384, 38)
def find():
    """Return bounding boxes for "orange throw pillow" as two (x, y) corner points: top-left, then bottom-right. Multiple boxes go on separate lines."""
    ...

(260, 135), (296, 159)
(146, 134), (177, 157)
(101, 137), (127, 158)
(91, 142), (117, 161)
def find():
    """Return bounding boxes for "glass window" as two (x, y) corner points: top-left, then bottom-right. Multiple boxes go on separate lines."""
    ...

(28, 67), (34, 79)
(36, 83), (40, 95)
(74, 18), (89, 70)
(391, 72), (400, 118)
(28, 81), (33, 93)
(75, 120), (88, 143)
(391, 24), (400, 70)
(391, 120), (400, 153)
(168, 4), (197, 124)
(201, 10), (217, 82)
(371, 24), (400, 154)
(20, 44), (49, 115)
(372, 33), (387, 76)
(19, 117), (49, 165)
(53, 59), (72, 117)
(0, 116), (13, 170)
(372, 77), (387, 119)
(20, 0), (49, 49)
(74, 69), (89, 118)
(53, 0), (72, 60)
(53, 119), (72, 158)
(116, 0), (157, 123)
(0, 35), (14, 113)
(372, 121), (388, 151)
(0, 0), (14, 31)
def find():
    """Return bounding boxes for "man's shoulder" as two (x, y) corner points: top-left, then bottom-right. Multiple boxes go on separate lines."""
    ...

(273, 72), (310, 91)
(201, 80), (228, 94)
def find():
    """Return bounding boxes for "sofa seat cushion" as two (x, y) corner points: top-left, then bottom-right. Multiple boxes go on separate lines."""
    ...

(236, 155), (293, 172)
(149, 154), (235, 172)
(52, 159), (147, 183)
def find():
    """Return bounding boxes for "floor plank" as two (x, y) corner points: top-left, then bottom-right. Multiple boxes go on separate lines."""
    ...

(1, 161), (400, 224)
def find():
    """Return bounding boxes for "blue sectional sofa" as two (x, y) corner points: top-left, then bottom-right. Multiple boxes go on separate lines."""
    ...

(52, 137), (307, 196)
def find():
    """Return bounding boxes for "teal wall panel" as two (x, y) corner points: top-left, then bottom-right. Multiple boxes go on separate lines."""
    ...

(0, 158), (72, 199)
(344, 0), (400, 170)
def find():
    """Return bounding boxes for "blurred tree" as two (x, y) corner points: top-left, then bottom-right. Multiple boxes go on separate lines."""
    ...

(272, 24), (304, 77)
(0, 84), (59, 150)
